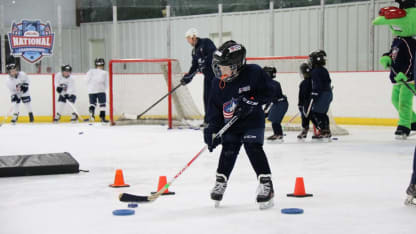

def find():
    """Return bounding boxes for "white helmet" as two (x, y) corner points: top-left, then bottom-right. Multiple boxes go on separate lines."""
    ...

(185, 28), (198, 38)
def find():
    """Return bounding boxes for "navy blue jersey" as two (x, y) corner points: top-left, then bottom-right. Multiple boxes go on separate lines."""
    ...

(206, 64), (276, 133)
(383, 37), (416, 83)
(188, 38), (217, 79)
(310, 66), (331, 94)
(298, 78), (312, 108)
(270, 80), (287, 103)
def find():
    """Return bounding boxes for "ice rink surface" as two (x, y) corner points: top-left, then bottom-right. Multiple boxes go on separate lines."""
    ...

(0, 123), (415, 234)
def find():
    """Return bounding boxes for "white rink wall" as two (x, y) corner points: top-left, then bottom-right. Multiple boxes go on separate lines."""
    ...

(0, 71), (404, 123)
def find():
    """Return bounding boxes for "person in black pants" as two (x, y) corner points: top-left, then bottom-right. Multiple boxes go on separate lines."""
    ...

(262, 66), (289, 142)
(308, 50), (333, 140)
(180, 28), (217, 126)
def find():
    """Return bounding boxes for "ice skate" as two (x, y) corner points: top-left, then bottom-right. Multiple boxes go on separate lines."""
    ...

(405, 184), (416, 207)
(256, 174), (274, 210)
(28, 112), (34, 123)
(395, 126), (410, 140)
(321, 129), (332, 142)
(211, 174), (227, 208)
(267, 134), (283, 143)
(70, 113), (78, 123)
(297, 128), (308, 141)
(53, 113), (61, 123)
(11, 113), (19, 125)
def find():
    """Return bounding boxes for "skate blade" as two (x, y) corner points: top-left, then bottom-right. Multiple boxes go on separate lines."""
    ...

(395, 135), (408, 140)
(258, 199), (274, 210)
(267, 139), (284, 144)
(214, 201), (221, 208)
(297, 138), (306, 142)
(404, 195), (416, 207)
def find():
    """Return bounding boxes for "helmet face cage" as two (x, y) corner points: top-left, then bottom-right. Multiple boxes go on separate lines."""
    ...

(212, 59), (239, 83)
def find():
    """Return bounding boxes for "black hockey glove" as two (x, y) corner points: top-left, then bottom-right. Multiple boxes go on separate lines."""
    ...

(11, 94), (20, 103)
(20, 83), (29, 93)
(56, 86), (63, 93)
(204, 128), (221, 152)
(180, 73), (194, 85)
(235, 96), (259, 119)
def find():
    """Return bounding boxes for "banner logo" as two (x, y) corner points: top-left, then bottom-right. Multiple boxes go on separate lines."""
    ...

(8, 20), (55, 63)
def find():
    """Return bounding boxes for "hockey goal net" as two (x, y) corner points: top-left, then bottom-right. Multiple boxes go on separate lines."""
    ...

(246, 56), (349, 136)
(109, 59), (202, 128)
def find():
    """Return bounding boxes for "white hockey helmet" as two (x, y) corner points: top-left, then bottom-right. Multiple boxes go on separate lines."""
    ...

(185, 28), (198, 38)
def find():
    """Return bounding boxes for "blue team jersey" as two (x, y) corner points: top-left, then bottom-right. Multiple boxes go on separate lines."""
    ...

(205, 64), (276, 133)
(188, 38), (217, 79)
(384, 37), (416, 83)
(310, 66), (332, 94)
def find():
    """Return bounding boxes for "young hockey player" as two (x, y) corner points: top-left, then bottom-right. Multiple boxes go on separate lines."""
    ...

(204, 40), (276, 209)
(297, 62), (313, 140)
(86, 58), (109, 123)
(181, 28), (217, 126)
(308, 50), (333, 141)
(262, 66), (289, 143)
(373, 0), (416, 139)
(54, 64), (78, 123)
(5, 63), (34, 124)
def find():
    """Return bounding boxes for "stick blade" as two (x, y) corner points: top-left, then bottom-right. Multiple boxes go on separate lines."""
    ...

(119, 193), (151, 203)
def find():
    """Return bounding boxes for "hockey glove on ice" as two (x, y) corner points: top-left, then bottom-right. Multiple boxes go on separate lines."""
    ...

(380, 56), (392, 69)
(394, 72), (408, 83)
(180, 73), (194, 85)
(235, 96), (259, 119)
(204, 128), (221, 152)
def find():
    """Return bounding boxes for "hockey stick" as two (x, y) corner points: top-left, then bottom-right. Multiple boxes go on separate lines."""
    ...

(119, 115), (239, 203)
(400, 80), (416, 96)
(66, 101), (89, 122)
(305, 99), (314, 118)
(122, 83), (183, 120)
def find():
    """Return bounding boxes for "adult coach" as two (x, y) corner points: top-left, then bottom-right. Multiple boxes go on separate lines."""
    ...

(180, 28), (217, 126)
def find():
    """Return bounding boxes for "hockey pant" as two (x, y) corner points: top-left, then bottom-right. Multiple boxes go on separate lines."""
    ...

(311, 91), (332, 131)
(268, 99), (288, 135)
(216, 128), (272, 179)
(89, 93), (106, 115)
(391, 83), (416, 129)
(56, 95), (77, 117)
(11, 95), (32, 117)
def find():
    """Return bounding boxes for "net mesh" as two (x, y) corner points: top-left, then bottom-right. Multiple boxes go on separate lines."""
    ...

(109, 59), (202, 127)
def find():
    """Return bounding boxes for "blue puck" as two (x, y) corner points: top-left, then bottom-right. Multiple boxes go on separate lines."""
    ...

(128, 203), (138, 208)
(332, 137), (338, 140)
(112, 209), (135, 216)
(281, 208), (304, 214)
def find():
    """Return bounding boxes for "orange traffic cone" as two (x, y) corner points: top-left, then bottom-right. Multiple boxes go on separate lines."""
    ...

(151, 176), (175, 195)
(287, 177), (313, 197)
(109, 169), (130, 187)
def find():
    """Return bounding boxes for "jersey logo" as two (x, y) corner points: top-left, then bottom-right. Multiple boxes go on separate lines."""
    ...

(392, 47), (399, 61)
(8, 20), (55, 63)
(223, 98), (237, 120)
(238, 85), (251, 94)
